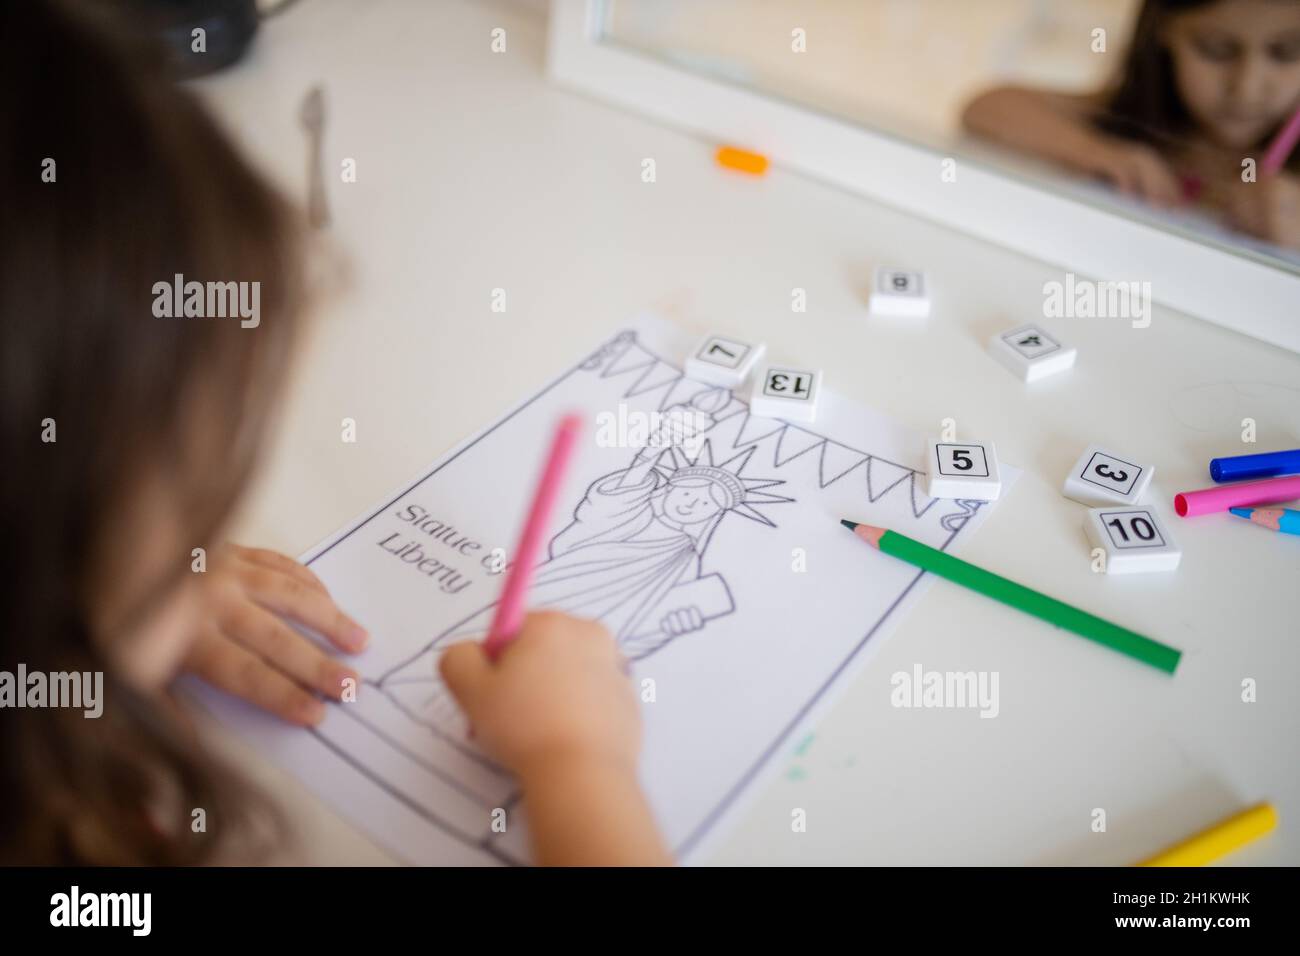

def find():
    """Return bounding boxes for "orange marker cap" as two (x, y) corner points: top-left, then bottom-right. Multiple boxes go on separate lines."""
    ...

(715, 145), (768, 176)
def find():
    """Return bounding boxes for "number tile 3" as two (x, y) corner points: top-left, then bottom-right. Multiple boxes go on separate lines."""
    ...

(1063, 444), (1154, 506)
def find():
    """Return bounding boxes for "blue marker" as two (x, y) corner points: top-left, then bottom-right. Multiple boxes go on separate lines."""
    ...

(1210, 448), (1300, 483)
(1229, 506), (1300, 536)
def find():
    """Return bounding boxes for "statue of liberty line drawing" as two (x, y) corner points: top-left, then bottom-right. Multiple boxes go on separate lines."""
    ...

(373, 385), (794, 749)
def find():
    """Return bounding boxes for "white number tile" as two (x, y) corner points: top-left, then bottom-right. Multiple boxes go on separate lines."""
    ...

(684, 335), (765, 388)
(750, 367), (821, 422)
(1063, 444), (1154, 506)
(1085, 507), (1181, 574)
(925, 439), (1002, 500)
(988, 325), (1076, 382)
(870, 267), (930, 318)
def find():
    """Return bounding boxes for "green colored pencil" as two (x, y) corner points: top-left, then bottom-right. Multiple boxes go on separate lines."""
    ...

(840, 520), (1181, 674)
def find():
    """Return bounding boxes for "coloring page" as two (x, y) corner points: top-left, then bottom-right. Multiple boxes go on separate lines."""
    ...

(195, 313), (1013, 864)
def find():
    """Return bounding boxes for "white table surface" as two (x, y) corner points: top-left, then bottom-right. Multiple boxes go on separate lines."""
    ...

(193, 0), (1300, 865)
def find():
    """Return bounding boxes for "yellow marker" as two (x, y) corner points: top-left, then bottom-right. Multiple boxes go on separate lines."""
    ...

(1138, 803), (1277, 866)
(715, 145), (768, 176)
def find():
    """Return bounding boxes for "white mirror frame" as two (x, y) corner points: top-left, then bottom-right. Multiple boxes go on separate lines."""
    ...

(547, 0), (1300, 354)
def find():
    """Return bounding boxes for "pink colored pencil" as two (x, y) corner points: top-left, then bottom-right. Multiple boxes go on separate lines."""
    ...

(483, 413), (582, 660)
(1263, 104), (1300, 174)
(1174, 474), (1300, 517)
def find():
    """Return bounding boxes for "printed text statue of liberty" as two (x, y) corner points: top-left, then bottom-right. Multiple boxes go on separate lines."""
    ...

(376, 388), (793, 740)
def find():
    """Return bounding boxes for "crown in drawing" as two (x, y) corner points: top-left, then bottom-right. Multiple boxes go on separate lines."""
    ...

(655, 440), (793, 527)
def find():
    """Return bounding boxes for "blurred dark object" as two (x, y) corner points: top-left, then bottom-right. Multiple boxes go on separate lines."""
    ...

(299, 86), (329, 229)
(123, 0), (260, 78)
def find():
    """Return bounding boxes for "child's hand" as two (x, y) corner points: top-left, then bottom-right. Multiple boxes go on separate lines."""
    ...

(183, 545), (367, 726)
(1092, 140), (1184, 207)
(439, 612), (639, 779)
(440, 613), (669, 865)
(1225, 173), (1300, 249)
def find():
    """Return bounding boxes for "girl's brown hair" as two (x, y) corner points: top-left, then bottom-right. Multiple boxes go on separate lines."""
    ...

(1098, 0), (1300, 172)
(1, 0), (302, 862)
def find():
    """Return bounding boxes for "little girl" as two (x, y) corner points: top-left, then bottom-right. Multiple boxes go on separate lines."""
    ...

(963, 0), (1300, 249)
(0, 0), (669, 866)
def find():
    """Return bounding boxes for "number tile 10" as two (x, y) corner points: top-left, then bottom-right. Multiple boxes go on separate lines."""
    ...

(1084, 507), (1182, 574)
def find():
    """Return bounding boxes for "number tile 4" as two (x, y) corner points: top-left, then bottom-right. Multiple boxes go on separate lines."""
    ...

(685, 334), (766, 388)
(750, 367), (821, 423)
(1063, 444), (1154, 506)
(925, 439), (1002, 500)
(988, 324), (1076, 382)
(1085, 507), (1182, 574)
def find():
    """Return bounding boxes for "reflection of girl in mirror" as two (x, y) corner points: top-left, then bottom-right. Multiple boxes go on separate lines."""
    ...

(963, 0), (1300, 249)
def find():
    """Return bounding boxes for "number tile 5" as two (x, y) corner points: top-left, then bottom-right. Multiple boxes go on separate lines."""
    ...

(1085, 507), (1182, 574)
(925, 439), (1002, 500)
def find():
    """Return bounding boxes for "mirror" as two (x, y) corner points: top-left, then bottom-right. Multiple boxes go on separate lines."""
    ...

(602, 0), (1300, 273)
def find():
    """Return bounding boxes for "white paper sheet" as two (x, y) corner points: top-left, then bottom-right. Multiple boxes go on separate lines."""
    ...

(196, 314), (1012, 865)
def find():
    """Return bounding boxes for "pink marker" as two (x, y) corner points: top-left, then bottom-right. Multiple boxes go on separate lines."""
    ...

(483, 413), (583, 660)
(1174, 474), (1300, 518)
(1263, 104), (1300, 175)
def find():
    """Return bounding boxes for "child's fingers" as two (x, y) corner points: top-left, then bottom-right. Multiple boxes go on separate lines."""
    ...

(440, 641), (491, 710)
(231, 545), (329, 595)
(221, 600), (358, 701)
(238, 564), (368, 653)
(188, 624), (326, 726)
(525, 610), (617, 656)
(1115, 169), (1139, 197)
(1225, 182), (1268, 236)
(1134, 166), (1178, 207)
